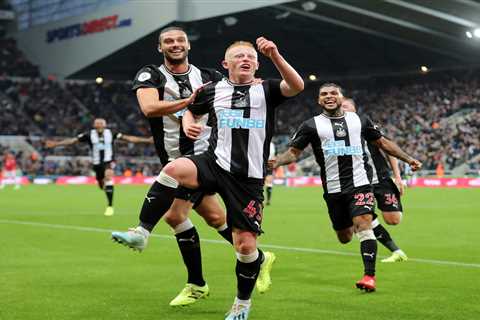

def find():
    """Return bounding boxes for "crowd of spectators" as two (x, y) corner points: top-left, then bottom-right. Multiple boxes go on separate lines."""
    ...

(276, 70), (480, 171)
(0, 38), (39, 77)
(351, 72), (480, 171)
(1, 37), (478, 175)
(1, 144), (161, 178)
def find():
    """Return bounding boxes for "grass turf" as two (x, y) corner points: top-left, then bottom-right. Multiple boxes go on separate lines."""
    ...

(1, 185), (479, 320)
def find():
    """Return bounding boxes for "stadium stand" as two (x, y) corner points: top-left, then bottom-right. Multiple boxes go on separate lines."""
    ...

(0, 38), (38, 77)
(0, 32), (478, 177)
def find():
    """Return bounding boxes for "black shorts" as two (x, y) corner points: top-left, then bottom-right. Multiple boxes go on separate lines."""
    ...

(92, 161), (114, 183)
(373, 178), (403, 212)
(190, 190), (216, 209)
(178, 153), (264, 234)
(323, 185), (376, 231)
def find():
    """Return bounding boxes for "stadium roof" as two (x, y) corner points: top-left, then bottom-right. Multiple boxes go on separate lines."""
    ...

(70, 0), (480, 80)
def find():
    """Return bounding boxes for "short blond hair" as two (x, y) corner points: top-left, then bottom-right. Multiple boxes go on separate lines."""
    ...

(225, 41), (255, 58)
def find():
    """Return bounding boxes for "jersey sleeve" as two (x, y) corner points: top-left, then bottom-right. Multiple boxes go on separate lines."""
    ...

(188, 84), (215, 116)
(263, 79), (289, 110)
(288, 119), (315, 150)
(132, 65), (165, 91)
(113, 132), (123, 140)
(77, 132), (90, 144)
(360, 115), (383, 142)
(200, 68), (224, 82)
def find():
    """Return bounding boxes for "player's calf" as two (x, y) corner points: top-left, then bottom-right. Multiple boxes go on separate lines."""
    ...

(336, 227), (353, 244)
(382, 211), (402, 225)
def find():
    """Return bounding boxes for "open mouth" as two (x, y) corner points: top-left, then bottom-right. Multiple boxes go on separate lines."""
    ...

(240, 63), (251, 71)
(169, 49), (184, 54)
(324, 99), (336, 106)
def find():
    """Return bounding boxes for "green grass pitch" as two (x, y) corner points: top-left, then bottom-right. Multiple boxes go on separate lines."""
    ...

(1, 185), (479, 320)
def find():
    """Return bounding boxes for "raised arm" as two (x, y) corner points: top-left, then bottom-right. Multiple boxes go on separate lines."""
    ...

(45, 137), (79, 148)
(118, 134), (153, 144)
(372, 137), (422, 171)
(256, 37), (304, 97)
(273, 147), (303, 168)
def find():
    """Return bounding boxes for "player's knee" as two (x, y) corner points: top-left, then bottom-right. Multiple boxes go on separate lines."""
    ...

(161, 163), (179, 180)
(157, 169), (179, 189)
(233, 230), (257, 254)
(383, 212), (402, 225)
(203, 212), (225, 229)
(161, 159), (197, 188)
(235, 241), (256, 254)
(104, 169), (114, 179)
(336, 231), (353, 244)
(353, 214), (373, 231)
(164, 210), (183, 228)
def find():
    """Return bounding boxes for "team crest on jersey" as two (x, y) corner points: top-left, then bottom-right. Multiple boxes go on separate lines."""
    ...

(180, 87), (192, 98)
(233, 91), (247, 108)
(234, 97), (247, 108)
(138, 72), (151, 82)
(333, 122), (347, 138)
(335, 128), (347, 137)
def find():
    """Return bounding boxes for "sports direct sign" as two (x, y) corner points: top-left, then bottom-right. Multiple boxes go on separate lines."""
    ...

(46, 15), (132, 43)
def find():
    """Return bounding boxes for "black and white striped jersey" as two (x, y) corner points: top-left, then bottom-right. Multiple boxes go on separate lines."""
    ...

(77, 129), (121, 165)
(289, 111), (382, 194)
(132, 64), (223, 166)
(189, 79), (288, 179)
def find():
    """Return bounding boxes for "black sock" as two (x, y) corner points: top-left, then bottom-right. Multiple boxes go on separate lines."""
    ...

(104, 185), (114, 206)
(360, 239), (377, 276)
(176, 227), (205, 286)
(266, 186), (272, 203)
(236, 250), (264, 300)
(138, 181), (176, 232)
(218, 226), (233, 245)
(373, 224), (400, 252)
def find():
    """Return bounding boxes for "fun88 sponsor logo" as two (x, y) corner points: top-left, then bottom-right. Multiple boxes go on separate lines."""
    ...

(218, 109), (265, 129)
(323, 139), (362, 156)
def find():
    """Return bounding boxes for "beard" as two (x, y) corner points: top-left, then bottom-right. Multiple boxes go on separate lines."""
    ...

(322, 103), (343, 116)
(164, 51), (188, 65)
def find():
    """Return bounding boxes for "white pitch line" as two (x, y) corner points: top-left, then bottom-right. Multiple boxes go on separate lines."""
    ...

(1, 219), (479, 269)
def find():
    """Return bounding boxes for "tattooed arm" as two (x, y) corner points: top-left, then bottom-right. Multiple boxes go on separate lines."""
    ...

(272, 147), (303, 168)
